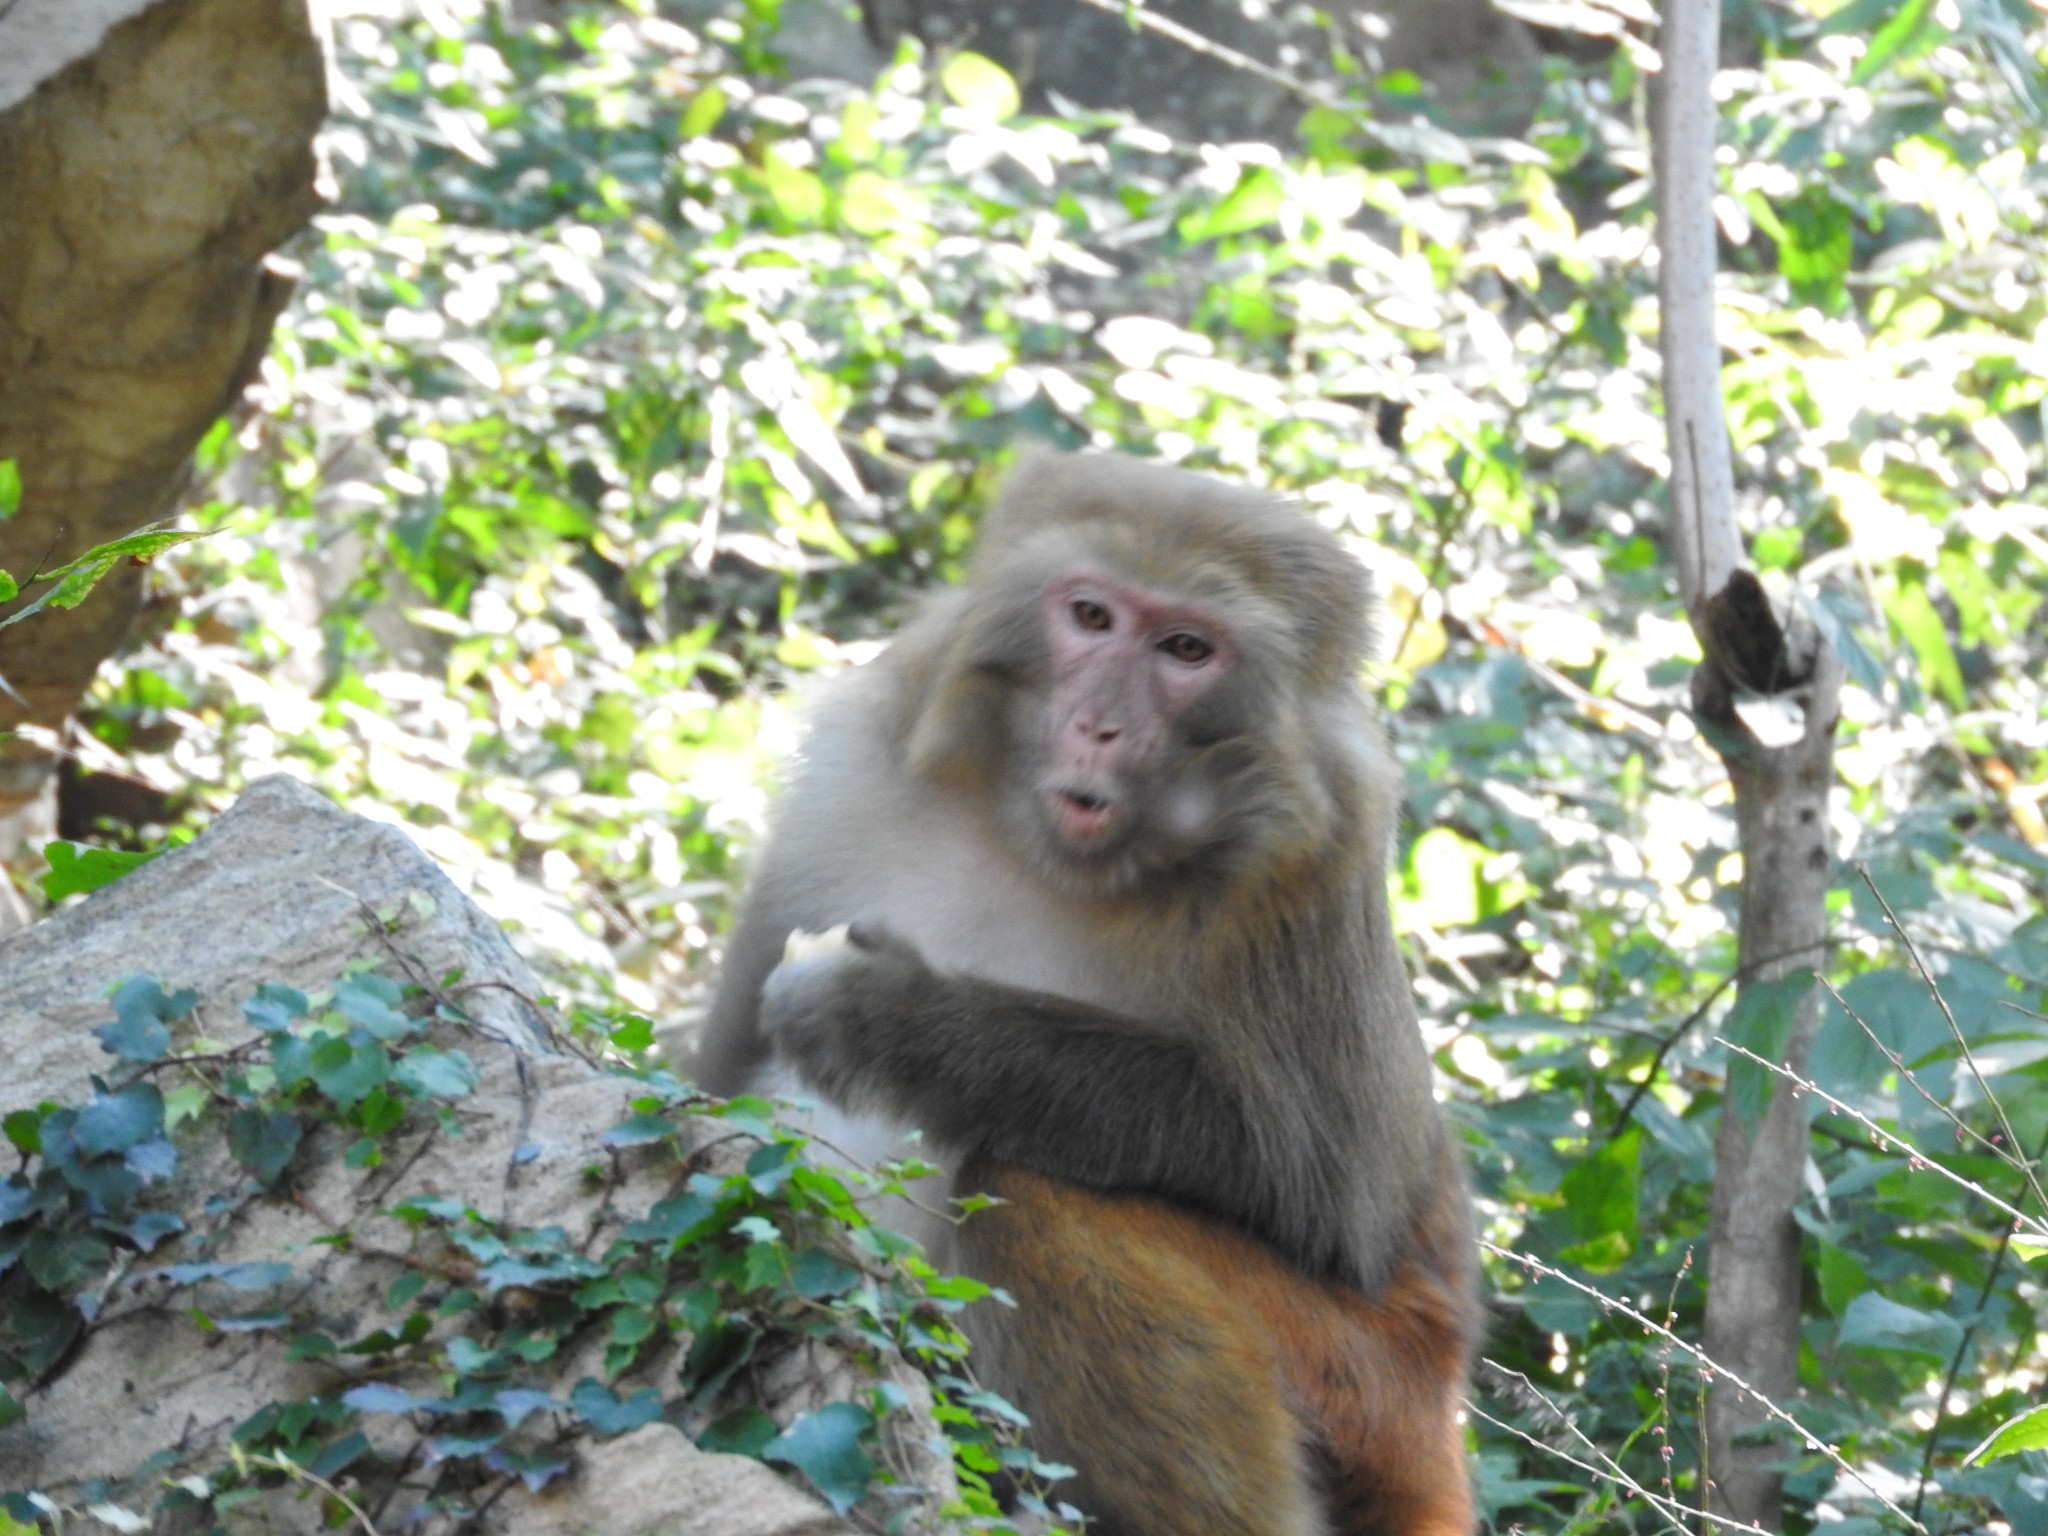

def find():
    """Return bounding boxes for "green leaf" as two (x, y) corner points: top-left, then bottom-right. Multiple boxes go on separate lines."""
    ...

(333, 973), (410, 1039)
(603, 1113), (675, 1149)
(157, 1261), (293, 1291)
(243, 983), (310, 1033)
(1968, 1403), (2048, 1464)
(764, 1402), (877, 1514)
(1178, 167), (1285, 243)
(1555, 1128), (1640, 1272)
(310, 1036), (391, 1108)
(1774, 188), (1853, 313)
(939, 52), (1020, 120)
(0, 572), (15, 604)
(1837, 1292), (1962, 1360)
(1724, 972), (1815, 1127)
(758, 149), (825, 226)
(0, 1110), (37, 1155)
(1886, 577), (1967, 709)
(607, 1014), (655, 1053)
(1851, 0), (1941, 83)
(227, 1107), (302, 1186)
(94, 1011), (171, 1064)
(697, 1406), (778, 1459)
(567, 1379), (663, 1438)
(40, 842), (164, 901)
(39, 527), (208, 611)
(75, 1083), (166, 1156)
(679, 83), (726, 139)
(623, 1191), (719, 1248)
(0, 460), (20, 518)
(394, 1045), (478, 1100)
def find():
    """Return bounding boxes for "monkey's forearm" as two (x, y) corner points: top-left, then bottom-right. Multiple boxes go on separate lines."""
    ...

(769, 956), (1323, 1259)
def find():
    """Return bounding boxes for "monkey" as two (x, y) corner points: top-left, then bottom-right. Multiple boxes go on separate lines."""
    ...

(693, 449), (1477, 1536)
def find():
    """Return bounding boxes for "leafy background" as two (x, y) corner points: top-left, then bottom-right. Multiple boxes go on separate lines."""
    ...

(20, 0), (2048, 1527)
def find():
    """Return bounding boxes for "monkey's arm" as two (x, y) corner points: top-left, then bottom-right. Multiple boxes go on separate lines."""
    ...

(760, 924), (1337, 1270)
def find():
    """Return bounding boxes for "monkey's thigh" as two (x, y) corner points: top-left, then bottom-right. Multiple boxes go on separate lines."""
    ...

(958, 1163), (1324, 1536)
(1264, 1258), (1474, 1536)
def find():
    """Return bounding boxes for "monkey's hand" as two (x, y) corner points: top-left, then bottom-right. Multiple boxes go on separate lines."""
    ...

(759, 921), (934, 1103)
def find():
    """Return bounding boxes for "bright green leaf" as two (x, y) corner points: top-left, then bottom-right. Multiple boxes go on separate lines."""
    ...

(939, 52), (1020, 120)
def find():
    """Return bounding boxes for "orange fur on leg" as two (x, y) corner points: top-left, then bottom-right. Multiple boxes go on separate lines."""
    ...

(962, 1162), (1475, 1536)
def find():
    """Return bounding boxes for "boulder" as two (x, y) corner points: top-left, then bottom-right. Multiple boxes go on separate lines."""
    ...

(0, 777), (951, 1535)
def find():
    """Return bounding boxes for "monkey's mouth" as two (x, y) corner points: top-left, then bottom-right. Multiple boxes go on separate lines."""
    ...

(1051, 788), (1119, 841)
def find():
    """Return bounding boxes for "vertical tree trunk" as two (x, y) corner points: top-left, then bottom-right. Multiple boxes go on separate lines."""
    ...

(1651, 0), (1845, 1526)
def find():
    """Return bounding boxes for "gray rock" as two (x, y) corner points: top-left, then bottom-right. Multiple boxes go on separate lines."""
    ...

(0, 777), (874, 1535)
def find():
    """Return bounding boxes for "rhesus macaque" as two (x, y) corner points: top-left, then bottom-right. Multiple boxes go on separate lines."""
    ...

(694, 451), (1477, 1536)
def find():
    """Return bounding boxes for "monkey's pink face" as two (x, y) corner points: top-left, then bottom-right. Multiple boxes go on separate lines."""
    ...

(1038, 573), (1237, 851)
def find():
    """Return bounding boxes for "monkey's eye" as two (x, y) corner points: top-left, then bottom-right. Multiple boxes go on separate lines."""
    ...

(1071, 599), (1113, 632)
(1159, 632), (1214, 665)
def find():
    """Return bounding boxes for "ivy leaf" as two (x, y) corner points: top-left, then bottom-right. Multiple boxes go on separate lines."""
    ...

(1, 1112), (39, 1155)
(0, 1180), (34, 1226)
(39, 843), (164, 902)
(94, 976), (195, 1065)
(333, 973), (411, 1039)
(427, 1432), (503, 1461)
(601, 1113), (674, 1149)
(697, 1406), (777, 1459)
(155, 1261), (293, 1291)
(607, 1015), (654, 1052)
(485, 1447), (571, 1491)
(567, 1378), (662, 1438)
(310, 1036), (391, 1108)
(394, 1045), (478, 1100)
(787, 1248), (862, 1300)
(309, 1432), (370, 1480)
(343, 1383), (430, 1415)
(123, 1137), (177, 1183)
(243, 983), (310, 1033)
(764, 1402), (877, 1514)
(492, 1388), (556, 1427)
(108, 1211), (183, 1254)
(623, 1192), (718, 1248)
(115, 976), (196, 1019)
(746, 1140), (799, 1196)
(24, 1228), (112, 1291)
(227, 1107), (302, 1186)
(75, 1083), (166, 1156)
(93, 1013), (170, 1065)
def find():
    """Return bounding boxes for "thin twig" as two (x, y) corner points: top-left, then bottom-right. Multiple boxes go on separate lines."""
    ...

(238, 1449), (383, 1536)
(1714, 1039), (2048, 1240)
(1464, 1398), (1703, 1534)
(1607, 936), (1848, 1142)
(1908, 1121), (2048, 1525)
(1816, 975), (2022, 1174)
(1856, 863), (2047, 1212)
(1481, 1241), (1929, 1532)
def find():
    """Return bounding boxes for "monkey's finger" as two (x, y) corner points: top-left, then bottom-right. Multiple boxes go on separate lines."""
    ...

(781, 924), (853, 965)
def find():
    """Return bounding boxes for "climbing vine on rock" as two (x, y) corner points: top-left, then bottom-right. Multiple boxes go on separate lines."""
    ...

(0, 962), (1064, 1533)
